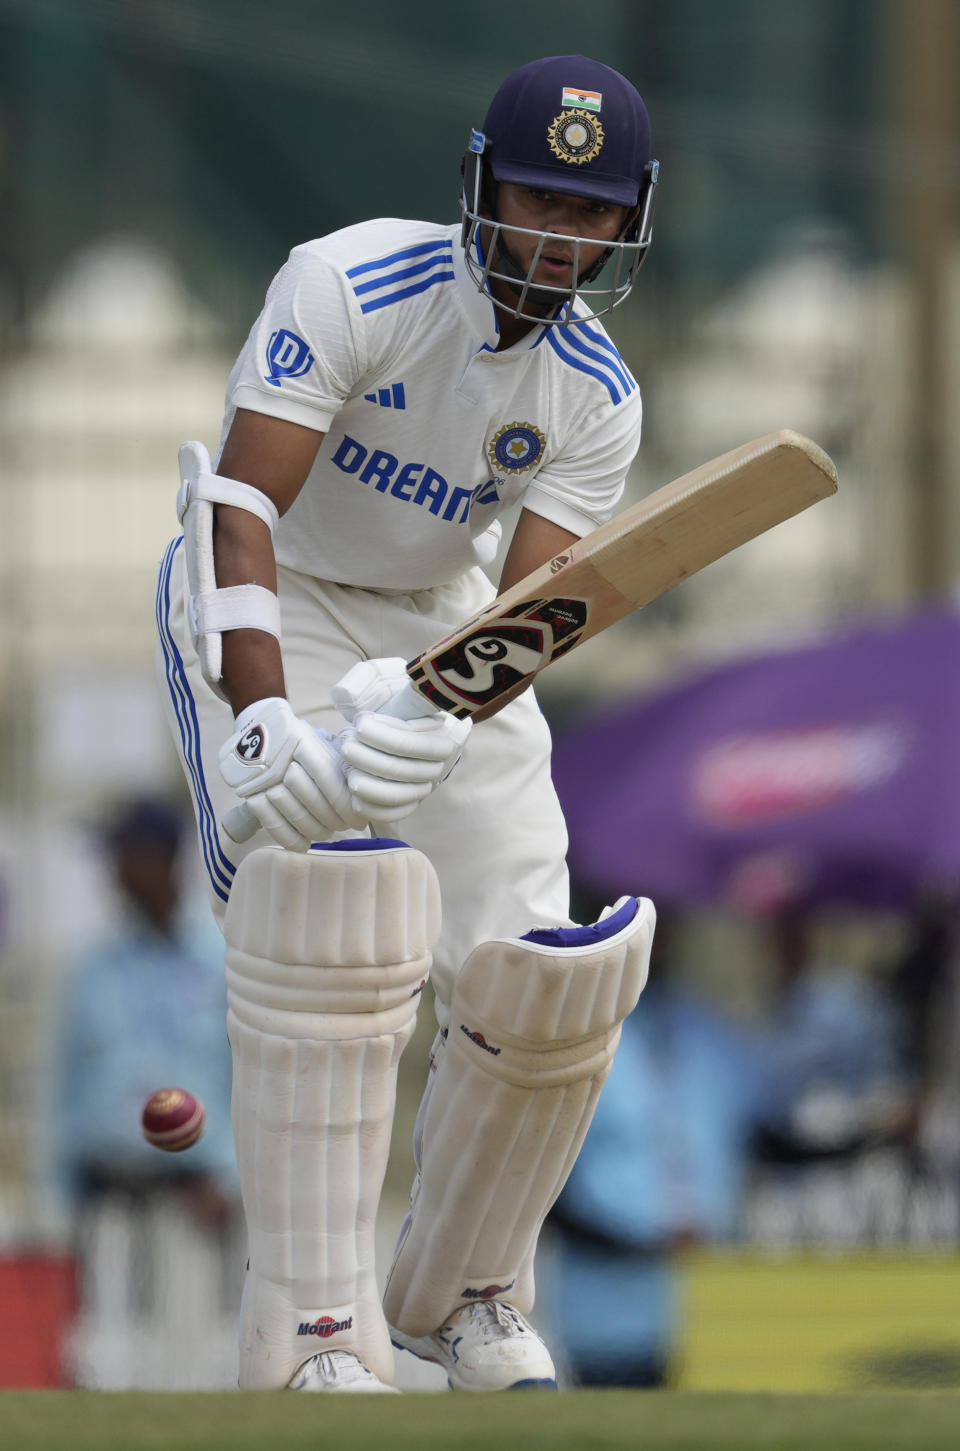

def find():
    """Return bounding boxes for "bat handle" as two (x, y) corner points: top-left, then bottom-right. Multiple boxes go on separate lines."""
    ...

(220, 678), (433, 844)
(376, 679), (435, 720)
(222, 802), (259, 843)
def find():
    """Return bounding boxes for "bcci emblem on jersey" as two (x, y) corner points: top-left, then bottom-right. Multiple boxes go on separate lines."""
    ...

(264, 328), (315, 388)
(488, 422), (547, 475)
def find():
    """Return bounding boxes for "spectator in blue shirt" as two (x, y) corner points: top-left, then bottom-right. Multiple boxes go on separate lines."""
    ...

(754, 912), (914, 1164)
(544, 909), (770, 1387)
(50, 796), (238, 1225)
(46, 797), (243, 1388)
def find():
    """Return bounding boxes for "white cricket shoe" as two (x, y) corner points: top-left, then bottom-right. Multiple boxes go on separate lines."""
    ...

(286, 1350), (399, 1393)
(391, 1302), (558, 1391)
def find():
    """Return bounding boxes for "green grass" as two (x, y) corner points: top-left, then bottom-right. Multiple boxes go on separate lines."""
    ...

(679, 1252), (960, 1392)
(2, 1391), (960, 1451)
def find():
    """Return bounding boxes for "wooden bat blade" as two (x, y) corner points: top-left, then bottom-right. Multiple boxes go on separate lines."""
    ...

(406, 429), (838, 720)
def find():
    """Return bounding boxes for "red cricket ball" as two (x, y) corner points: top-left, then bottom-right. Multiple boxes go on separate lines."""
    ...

(141, 1087), (206, 1152)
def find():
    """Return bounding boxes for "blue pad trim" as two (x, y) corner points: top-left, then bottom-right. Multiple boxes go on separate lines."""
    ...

(521, 897), (638, 949)
(309, 837), (410, 852)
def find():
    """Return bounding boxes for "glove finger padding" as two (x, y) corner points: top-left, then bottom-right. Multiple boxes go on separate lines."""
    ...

(241, 793), (314, 852)
(347, 770), (435, 812)
(289, 736), (364, 827)
(342, 710), (472, 781)
(340, 734), (446, 786)
(264, 779), (339, 841)
(340, 711), (472, 820)
(219, 695), (367, 840)
(351, 712), (468, 764)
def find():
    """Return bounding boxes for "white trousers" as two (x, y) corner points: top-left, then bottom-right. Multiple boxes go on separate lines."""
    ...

(155, 537), (571, 1015)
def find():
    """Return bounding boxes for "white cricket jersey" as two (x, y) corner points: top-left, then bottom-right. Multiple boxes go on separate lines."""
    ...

(221, 218), (643, 590)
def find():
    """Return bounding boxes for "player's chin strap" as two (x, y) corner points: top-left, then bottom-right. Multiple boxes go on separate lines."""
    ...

(177, 440), (282, 702)
(383, 894), (656, 1338)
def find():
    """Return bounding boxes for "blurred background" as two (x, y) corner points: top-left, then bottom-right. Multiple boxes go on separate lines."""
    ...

(1, 0), (959, 1395)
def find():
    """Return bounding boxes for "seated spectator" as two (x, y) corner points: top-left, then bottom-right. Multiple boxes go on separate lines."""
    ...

(756, 912), (914, 1163)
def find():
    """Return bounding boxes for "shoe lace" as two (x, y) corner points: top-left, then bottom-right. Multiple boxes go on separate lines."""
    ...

(470, 1301), (529, 1342)
(323, 1351), (376, 1384)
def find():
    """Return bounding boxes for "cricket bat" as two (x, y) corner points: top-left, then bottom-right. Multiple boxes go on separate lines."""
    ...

(222, 428), (837, 842)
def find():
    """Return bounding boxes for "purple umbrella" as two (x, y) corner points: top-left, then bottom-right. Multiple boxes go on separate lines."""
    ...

(552, 609), (960, 911)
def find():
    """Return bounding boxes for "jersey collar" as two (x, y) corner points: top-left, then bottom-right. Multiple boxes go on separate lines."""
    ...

(451, 225), (550, 354)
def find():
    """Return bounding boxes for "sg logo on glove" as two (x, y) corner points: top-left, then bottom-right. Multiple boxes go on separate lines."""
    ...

(235, 725), (266, 761)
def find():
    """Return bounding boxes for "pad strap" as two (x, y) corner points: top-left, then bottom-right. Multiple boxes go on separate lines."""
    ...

(193, 583), (282, 639)
(176, 466), (280, 533)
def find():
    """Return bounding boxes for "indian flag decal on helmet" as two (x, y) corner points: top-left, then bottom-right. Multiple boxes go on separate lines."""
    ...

(561, 87), (602, 112)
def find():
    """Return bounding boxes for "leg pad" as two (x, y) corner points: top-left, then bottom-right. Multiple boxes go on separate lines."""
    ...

(384, 896), (655, 1337)
(225, 842), (440, 1387)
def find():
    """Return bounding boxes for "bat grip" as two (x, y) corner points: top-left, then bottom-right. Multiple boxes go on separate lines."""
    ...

(375, 680), (435, 720)
(221, 802), (261, 844)
(220, 678), (433, 844)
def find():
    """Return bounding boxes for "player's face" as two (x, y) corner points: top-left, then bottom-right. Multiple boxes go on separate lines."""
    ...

(491, 183), (631, 294)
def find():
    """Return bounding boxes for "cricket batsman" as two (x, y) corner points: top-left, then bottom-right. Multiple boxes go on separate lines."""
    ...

(156, 54), (658, 1392)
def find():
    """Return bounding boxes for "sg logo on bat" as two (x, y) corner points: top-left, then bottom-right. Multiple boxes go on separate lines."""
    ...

(408, 597), (589, 715)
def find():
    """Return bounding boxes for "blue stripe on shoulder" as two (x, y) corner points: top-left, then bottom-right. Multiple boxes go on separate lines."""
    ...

(358, 269), (455, 314)
(545, 329), (631, 406)
(352, 250), (453, 298)
(566, 322), (637, 396)
(345, 238), (452, 280)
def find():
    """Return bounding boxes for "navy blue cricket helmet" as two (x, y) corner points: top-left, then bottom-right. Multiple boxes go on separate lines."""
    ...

(461, 55), (659, 323)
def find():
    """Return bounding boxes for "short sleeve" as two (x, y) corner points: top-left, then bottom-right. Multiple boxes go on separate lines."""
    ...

(228, 243), (366, 433)
(523, 387), (643, 536)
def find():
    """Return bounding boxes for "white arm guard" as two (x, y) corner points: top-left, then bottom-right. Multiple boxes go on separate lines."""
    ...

(177, 440), (283, 698)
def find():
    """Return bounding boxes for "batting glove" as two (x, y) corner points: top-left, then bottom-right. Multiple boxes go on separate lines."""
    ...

(219, 696), (366, 850)
(333, 658), (472, 822)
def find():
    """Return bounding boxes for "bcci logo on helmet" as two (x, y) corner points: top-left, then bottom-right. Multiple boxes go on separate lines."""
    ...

(546, 108), (605, 166)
